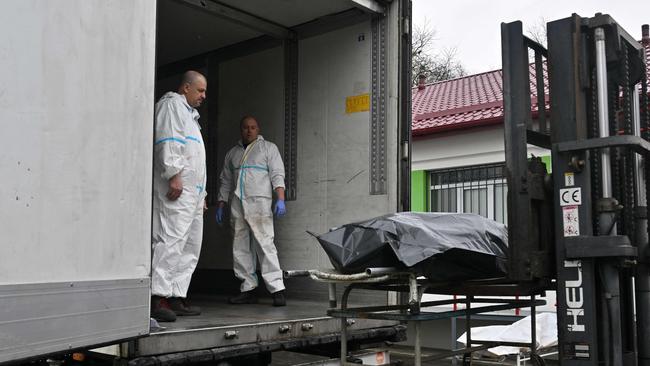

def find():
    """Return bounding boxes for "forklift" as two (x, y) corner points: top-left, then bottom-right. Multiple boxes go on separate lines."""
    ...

(502, 12), (649, 366)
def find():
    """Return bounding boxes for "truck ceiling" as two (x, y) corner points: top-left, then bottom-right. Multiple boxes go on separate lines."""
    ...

(157, 0), (372, 65)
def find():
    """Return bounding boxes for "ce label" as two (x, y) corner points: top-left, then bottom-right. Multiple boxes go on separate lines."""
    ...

(560, 187), (582, 206)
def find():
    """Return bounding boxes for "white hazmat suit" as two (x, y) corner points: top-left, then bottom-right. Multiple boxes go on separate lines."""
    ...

(218, 136), (285, 293)
(152, 92), (207, 298)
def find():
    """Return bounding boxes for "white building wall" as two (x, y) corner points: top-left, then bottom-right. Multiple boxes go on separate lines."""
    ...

(412, 124), (549, 171)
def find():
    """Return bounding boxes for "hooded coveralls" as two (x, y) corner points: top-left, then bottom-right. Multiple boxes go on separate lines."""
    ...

(152, 92), (207, 298)
(218, 135), (285, 293)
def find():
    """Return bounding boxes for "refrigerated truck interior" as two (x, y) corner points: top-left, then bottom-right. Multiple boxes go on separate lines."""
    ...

(0, 0), (412, 364)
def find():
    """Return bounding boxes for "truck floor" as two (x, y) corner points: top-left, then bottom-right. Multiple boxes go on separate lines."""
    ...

(134, 295), (397, 358)
(152, 295), (331, 331)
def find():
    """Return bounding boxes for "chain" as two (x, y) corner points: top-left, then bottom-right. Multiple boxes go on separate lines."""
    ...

(622, 47), (635, 239)
(642, 77), (649, 140)
(590, 68), (602, 235)
(610, 80), (622, 235)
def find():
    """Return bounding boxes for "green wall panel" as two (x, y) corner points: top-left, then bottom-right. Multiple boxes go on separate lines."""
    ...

(411, 170), (427, 212)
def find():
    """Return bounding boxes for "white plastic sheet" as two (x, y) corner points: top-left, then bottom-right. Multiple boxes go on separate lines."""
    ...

(457, 312), (558, 356)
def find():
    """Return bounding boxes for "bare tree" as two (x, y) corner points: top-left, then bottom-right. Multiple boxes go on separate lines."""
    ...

(526, 17), (547, 47)
(412, 21), (467, 86)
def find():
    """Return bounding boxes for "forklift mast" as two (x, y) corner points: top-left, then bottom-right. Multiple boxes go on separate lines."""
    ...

(502, 14), (649, 366)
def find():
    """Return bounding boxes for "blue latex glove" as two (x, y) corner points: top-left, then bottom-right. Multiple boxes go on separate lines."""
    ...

(216, 206), (224, 223)
(274, 200), (286, 217)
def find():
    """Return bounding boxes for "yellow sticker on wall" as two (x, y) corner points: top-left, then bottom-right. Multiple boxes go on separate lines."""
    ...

(345, 93), (370, 114)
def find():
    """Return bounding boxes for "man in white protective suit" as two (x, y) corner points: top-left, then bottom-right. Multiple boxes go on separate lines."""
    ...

(216, 116), (287, 306)
(151, 70), (208, 322)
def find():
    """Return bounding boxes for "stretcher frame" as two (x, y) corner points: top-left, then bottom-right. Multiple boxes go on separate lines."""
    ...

(285, 268), (549, 366)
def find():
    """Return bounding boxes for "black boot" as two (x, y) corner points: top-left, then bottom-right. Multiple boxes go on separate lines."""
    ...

(228, 290), (258, 304)
(272, 290), (286, 307)
(169, 297), (201, 316)
(151, 296), (177, 322)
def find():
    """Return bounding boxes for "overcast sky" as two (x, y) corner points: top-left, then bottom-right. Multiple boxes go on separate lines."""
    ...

(412, 0), (649, 74)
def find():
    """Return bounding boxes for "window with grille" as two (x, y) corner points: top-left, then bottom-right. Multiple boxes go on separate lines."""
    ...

(429, 163), (508, 224)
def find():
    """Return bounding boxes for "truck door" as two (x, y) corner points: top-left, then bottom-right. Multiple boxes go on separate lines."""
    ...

(0, 1), (156, 362)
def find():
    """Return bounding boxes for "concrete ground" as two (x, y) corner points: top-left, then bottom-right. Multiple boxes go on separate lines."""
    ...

(270, 345), (558, 366)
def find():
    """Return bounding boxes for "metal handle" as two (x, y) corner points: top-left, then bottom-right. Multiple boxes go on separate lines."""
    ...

(224, 330), (239, 339)
(283, 270), (310, 278)
(365, 267), (398, 276)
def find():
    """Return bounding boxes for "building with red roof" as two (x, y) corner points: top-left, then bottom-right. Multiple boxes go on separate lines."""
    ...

(410, 25), (650, 218)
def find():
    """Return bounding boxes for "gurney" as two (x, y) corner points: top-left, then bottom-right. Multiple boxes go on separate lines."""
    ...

(285, 267), (548, 366)
(286, 212), (550, 366)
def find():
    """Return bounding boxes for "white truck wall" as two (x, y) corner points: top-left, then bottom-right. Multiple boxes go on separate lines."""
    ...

(201, 47), (285, 269)
(0, 0), (154, 284)
(290, 21), (395, 271)
(217, 48), (285, 148)
(202, 21), (399, 274)
(0, 1), (155, 362)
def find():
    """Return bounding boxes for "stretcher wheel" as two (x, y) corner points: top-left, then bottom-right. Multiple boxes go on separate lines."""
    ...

(531, 353), (546, 366)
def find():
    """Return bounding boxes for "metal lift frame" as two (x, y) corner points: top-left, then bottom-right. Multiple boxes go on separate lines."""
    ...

(503, 13), (649, 366)
(284, 269), (547, 366)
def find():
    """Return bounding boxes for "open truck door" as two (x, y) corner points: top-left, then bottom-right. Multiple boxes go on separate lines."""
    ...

(0, 1), (156, 363)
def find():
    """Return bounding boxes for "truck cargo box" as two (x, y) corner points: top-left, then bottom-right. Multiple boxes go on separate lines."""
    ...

(0, 0), (411, 363)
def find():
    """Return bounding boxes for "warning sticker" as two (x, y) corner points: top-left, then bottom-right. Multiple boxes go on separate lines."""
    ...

(345, 93), (370, 113)
(563, 206), (580, 237)
(560, 187), (582, 206)
(565, 172), (575, 186)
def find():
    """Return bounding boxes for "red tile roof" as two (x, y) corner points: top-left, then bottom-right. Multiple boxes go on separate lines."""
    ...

(412, 41), (650, 137)
(412, 63), (547, 136)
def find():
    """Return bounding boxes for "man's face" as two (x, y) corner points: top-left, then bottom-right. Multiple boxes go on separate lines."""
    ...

(241, 118), (260, 144)
(182, 77), (207, 108)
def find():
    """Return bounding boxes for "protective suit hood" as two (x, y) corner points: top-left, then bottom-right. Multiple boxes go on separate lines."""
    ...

(238, 135), (264, 147)
(159, 92), (200, 124)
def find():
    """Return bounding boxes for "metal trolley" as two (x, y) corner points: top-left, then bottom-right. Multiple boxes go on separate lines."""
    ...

(286, 268), (548, 366)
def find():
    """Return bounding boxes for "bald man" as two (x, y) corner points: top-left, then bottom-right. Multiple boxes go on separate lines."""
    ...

(151, 71), (207, 322)
(217, 116), (287, 306)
